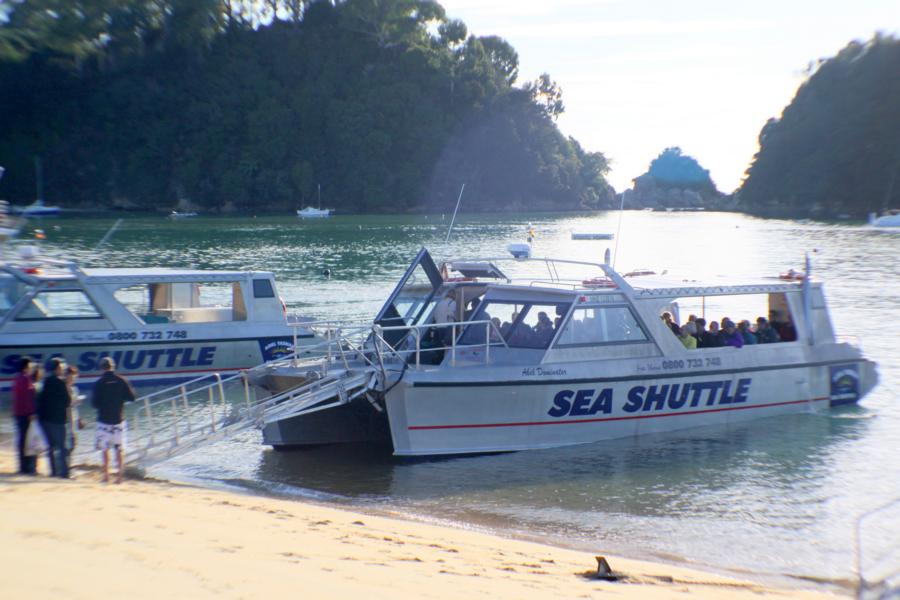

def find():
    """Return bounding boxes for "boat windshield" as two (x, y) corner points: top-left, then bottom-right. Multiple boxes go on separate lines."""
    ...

(375, 249), (443, 347)
(0, 277), (33, 319)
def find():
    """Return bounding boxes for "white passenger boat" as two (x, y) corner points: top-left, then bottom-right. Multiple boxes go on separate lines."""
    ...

(869, 210), (900, 227)
(0, 246), (319, 393)
(168, 210), (199, 219)
(247, 249), (878, 456)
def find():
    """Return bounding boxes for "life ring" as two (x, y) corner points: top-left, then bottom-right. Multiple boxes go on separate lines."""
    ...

(582, 277), (617, 288)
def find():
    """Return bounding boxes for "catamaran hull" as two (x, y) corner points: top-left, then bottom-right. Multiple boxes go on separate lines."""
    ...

(0, 335), (313, 392)
(385, 358), (878, 456)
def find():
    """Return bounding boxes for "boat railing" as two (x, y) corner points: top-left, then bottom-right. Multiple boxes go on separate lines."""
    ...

(71, 370), (256, 468)
(373, 319), (509, 368)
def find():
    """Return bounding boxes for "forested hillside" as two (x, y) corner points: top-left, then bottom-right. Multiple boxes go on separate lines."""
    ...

(739, 34), (900, 218)
(0, 0), (615, 213)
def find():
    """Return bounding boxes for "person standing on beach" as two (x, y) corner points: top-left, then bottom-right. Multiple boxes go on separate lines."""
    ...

(92, 357), (135, 484)
(36, 358), (72, 478)
(11, 357), (37, 475)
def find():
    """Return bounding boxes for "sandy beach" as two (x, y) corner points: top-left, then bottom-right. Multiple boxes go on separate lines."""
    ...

(0, 450), (837, 600)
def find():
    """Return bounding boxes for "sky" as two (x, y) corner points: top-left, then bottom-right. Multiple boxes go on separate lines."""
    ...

(436, 0), (900, 193)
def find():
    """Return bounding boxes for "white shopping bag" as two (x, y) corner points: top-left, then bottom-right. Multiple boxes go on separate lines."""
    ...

(24, 420), (48, 456)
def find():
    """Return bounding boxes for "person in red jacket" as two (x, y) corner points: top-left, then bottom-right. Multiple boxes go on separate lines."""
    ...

(11, 357), (37, 475)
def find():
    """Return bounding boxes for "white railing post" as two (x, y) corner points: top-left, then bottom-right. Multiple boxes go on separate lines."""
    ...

(337, 328), (350, 369)
(208, 387), (216, 433)
(180, 386), (191, 433)
(292, 327), (299, 367)
(415, 327), (421, 367)
(451, 324), (457, 366)
(485, 321), (490, 364)
(216, 373), (226, 415)
(144, 397), (154, 446)
(170, 395), (180, 446)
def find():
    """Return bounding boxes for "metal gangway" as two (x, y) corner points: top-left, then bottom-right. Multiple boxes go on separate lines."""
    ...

(74, 317), (506, 469)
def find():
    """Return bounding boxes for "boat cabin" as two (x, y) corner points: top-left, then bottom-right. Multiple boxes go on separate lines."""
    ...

(0, 260), (288, 334)
(374, 250), (832, 369)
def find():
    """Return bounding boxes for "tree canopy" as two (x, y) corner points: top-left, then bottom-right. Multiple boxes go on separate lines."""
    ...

(646, 147), (715, 192)
(739, 34), (900, 218)
(0, 0), (614, 213)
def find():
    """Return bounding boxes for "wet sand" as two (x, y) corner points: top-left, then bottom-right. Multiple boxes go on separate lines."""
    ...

(0, 451), (837, 599)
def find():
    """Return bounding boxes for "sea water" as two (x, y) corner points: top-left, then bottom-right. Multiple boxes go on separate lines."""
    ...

(5, 211), (899, 590)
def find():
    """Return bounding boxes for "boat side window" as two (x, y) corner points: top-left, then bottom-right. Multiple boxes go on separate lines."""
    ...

(555, 306), (647, 347)
(119, 281), (248, 323)
(15, 289), (103, 320)
(459, 301), (570, 350)
(0, 278), (33, 319)
(252, 279), (275, 298)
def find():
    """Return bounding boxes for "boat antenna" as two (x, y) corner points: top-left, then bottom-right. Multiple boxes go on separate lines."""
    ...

(94, 218), (123, 251)
(611, 190), (626, 268)
(445, 183), (466, 243)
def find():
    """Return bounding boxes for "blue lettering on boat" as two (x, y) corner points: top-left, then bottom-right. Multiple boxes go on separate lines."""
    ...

(548, 378), (752, 417)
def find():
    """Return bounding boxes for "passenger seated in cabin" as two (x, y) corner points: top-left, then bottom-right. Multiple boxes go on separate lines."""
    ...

(721, 319), (744, 348)
(694, 318), (708, 347)
(679, 323), (697, 349)
(464, 297), (482, 320)
(756, 317), (781, 343)
(769, 310), (797, 342)
(554, 305), (567, 330)
(432, 291), (459, 345)
(661, 312), (680, 335)
(704, 321), (725, 347)
(489, 317), (503, 343)
(534, 312), (555, 346)
(738, 320), (758, 345)
(499, 311), (518, 339)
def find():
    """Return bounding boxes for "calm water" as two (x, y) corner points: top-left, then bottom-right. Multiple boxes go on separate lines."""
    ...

(8, 212), (900, 589)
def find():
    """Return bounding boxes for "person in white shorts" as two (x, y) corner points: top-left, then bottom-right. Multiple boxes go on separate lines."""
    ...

(92, 357), (136, 483)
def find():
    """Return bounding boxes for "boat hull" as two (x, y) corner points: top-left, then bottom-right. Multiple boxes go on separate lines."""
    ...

(0, 334), (314, 392)
(385, 355), (878, 456)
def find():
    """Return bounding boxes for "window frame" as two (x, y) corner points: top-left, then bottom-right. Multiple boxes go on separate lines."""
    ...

(13, 287), (105, 322)
(459, 299), (572, 350)
(553, 303), (649, 348)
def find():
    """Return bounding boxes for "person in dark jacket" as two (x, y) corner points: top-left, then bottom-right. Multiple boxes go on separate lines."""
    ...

(36, 358), (72, 478)
(92, 357), (136, 484)
(11, 357), (38, 475)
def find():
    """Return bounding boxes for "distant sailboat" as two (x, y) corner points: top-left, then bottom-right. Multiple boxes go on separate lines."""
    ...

(297, 184), (331, 218)
(11, 158), (61, 217)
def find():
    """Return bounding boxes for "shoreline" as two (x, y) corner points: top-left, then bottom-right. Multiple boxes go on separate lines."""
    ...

(173, 467), (855, 596)
(1, 450), (839, 599)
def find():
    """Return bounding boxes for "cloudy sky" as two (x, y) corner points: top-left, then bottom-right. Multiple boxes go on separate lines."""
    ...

(437, 0), (899, 192)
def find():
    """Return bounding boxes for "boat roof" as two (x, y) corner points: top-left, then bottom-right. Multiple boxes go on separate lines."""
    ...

(444, 255), (810, 301)
(1, 262), (274, 284)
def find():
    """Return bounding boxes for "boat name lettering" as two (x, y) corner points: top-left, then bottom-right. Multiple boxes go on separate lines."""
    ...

(78, 346), (216, 371)
(108, 330), (188, 341)
(521, 367), (568, 377)
(548, 378), (751, 417)
(2, 345), (217, 374)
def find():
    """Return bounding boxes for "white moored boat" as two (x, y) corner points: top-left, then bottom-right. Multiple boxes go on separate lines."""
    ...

(869, 210), (900, 227)
(246, 248), (878, 456)
(296, 207), (331, 219)
(0, 246), (320, 392)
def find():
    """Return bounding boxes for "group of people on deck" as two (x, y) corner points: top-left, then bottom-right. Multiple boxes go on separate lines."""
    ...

(662, 311), (796, 350)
